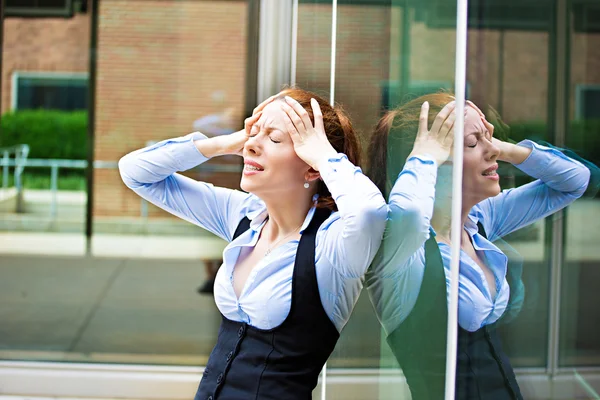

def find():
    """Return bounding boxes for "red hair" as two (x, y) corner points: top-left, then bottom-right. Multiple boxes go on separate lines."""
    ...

(368, 92), (456, 197)
(278, 88), (361, 211)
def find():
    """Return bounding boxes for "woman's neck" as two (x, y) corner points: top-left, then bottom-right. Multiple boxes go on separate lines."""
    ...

(431, 199), (476, 245)
(261, 191), (315, 240)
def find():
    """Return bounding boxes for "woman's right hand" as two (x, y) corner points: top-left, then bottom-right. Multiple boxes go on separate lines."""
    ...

(408, 100), (456, 166)
(209, 95), (277, 157)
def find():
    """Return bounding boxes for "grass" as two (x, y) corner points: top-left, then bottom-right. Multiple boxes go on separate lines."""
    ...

(1, 172), (86, 191)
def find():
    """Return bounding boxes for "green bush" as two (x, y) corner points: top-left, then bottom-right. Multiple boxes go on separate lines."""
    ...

(0, 110), (87, 160)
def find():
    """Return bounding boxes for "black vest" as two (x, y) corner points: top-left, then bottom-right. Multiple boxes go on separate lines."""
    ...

(387, 223), (524, 400)
(195, 208), (339, 400)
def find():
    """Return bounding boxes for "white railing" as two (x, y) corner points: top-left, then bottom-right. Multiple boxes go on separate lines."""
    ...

(0, 151), (242, 218)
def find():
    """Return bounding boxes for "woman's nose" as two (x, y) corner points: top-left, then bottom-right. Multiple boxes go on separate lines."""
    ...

(487, 140), (500, 160)
(244, 132), (261, 155)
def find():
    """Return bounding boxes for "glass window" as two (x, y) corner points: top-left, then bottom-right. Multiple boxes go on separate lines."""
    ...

(5, 0), (75, 17)
(14, 74), (88, 111)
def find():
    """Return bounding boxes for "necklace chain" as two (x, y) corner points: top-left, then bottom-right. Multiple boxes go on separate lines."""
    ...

(265, 221), (303, 256)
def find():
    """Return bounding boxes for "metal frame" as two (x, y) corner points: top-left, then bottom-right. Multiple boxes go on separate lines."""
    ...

(547, 0), (568, 380)
(85, 0), (99, 249)
(444, 0), (468, 397)
(245, 0), (261, 116)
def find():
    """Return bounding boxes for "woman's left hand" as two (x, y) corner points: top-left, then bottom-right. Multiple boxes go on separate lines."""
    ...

(281, 96), (338, 171)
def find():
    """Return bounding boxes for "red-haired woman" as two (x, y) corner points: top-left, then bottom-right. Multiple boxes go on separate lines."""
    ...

(366, 94), (590, 399)
(119, 88), (387, 400)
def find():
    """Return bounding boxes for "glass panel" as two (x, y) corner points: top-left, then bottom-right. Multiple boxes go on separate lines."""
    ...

(328, 0), (458, 398)
(467, 0), (555, 374)
(296, 0), (333, 95)
(470, 0), (600, 397)
(89, 0), (249, 366)
(560, 0), (600, 379)
(467, 0), (554, 372)
(16, 76), (88, 111)
(1, 0), (250, 373)
(296, 2), (333, 398)
(0, 0), (91, 364)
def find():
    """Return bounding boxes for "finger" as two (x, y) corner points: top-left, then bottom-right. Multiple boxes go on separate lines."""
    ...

(311, 98), (325, 134)
(482, 118), (495, 137)
(430, 101), (456, 134)
(439, 110), (456, 141)
(285, 96), (312, 130)
(244, 112), (262, 134)
(418, 101), (430, 135)
(281, 101), (307, 137)
(253, 95), (276, 115)
(282, 112), (303, 145)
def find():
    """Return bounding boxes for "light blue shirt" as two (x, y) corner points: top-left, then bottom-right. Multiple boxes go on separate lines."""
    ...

(118, 132), (387, 332)
(366, 140), (590, 334)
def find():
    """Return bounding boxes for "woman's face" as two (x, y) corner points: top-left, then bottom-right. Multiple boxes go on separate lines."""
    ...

(240, 101), (311, 197)
(461, 105), (501, 204)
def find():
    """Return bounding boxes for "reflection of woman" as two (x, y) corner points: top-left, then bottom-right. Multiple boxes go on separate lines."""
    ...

(119, 88), (387, 399)
(366, 93), (590, 399)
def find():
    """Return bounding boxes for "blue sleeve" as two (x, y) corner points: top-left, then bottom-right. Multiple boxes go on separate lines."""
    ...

(118, 132), (254, 242)
(475, 140), (591, 242)
(365, 155), (438, 333)
(316, 154), (388, 278)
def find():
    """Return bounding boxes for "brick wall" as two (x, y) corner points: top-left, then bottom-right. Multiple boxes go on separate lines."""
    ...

(1, 11), (90, 114)
(95, 0), (248, 217)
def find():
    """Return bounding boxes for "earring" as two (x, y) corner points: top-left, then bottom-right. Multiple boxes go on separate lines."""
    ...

(304, 182), (310, 189)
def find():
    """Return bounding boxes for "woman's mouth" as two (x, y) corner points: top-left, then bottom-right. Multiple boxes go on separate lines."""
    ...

(243, 160), (264, 175)
(482, 164), (499, 180)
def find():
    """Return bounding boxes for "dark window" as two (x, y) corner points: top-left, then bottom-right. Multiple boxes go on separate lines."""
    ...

(15, 75), (88, 111)
(573, 1), (600, 33)
(5, 0), (75, 18)
(578, 87), (600, 120)
(415, 0), (553, 31)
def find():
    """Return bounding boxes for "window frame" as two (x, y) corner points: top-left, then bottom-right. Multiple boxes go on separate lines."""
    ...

(4, 0), (75, 18)
(575, 84), (600, 120)
(11, 71), (89, 111)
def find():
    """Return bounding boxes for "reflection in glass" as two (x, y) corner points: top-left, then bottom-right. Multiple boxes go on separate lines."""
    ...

(560, 0), (600, 370)
(367, 90), (590, 399)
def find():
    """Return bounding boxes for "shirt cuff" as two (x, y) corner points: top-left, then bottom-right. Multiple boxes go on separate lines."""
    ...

(170, 131), (210, 171)
(403, 155), (438, 187)
(317, 153), (358, 182)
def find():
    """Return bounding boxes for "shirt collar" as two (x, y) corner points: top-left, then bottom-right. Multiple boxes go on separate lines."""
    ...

(247, 194), (320, 233)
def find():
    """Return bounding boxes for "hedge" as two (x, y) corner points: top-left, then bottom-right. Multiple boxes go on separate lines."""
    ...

(0, 110), (87, 160)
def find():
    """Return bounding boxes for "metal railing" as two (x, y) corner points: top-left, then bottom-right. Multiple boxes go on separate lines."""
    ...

(0, 148), (242, 218)
(1, 144), (30, 212)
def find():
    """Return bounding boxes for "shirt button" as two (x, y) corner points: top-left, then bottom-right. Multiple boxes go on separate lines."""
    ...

(238, 326), (244, 337)
(217, 373), (223, 384)
(207, 397), (213, 400)
(227, 351), (233, 361)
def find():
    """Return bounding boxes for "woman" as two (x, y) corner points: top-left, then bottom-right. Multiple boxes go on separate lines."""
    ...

(366, 93), (590, 399)
(119, 88), (387, 400)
